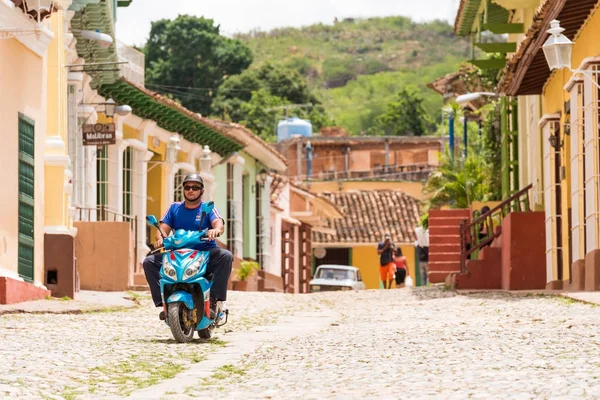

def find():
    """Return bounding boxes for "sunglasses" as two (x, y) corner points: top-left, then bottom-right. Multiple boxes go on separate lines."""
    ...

(183, 185), (202, 191)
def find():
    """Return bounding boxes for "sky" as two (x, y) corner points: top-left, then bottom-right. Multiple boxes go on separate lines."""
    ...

(115, 0), (460, 46)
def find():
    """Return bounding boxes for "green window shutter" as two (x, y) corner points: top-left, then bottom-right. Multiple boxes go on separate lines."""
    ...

(18, 113), (35, 282)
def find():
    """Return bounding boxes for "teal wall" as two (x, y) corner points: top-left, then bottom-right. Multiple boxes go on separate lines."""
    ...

(242, 154), (257, 259)
(213, 163), (228, 246)
(211, 152), (264, 259)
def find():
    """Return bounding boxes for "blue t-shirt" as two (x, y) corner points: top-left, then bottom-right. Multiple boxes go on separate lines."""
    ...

(160, 202), (223, 251)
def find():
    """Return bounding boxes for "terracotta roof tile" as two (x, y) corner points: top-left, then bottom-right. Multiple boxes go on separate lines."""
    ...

(497, 0), (557, 95)
(269, 172), (288, 205)
(313, 190), (421, 245)
(498, 0), (599, 95)
(121, 78), (246, 147)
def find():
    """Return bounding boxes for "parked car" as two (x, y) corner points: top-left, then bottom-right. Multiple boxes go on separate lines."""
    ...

(309, 265), (366, 292)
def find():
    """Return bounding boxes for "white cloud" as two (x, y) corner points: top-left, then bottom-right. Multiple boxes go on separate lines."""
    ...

(115, 0), (458, 46)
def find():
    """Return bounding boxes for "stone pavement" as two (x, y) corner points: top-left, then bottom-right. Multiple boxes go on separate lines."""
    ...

(1, 287), (600, 399)
(0, 290), (137, 315)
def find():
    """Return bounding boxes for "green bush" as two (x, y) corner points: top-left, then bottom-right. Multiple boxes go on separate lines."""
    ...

(237, 261), (259, 281)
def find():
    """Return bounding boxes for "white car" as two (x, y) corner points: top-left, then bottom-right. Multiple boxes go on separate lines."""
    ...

(309, 265), (366, 292)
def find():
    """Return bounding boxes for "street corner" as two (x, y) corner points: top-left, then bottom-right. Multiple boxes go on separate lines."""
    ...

(0, 290), (144, 316)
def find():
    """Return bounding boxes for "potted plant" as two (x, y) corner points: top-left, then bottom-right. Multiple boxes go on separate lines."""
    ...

(232, 260), (259, 291)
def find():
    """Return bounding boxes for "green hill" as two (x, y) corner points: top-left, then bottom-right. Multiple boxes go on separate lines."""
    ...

(235, 16), (470, 134)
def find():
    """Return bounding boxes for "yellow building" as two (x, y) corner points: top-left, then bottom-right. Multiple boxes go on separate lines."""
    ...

(311, 190), (419, 289)
(0, 0), (63, 302)
(498, 0), (600, 289)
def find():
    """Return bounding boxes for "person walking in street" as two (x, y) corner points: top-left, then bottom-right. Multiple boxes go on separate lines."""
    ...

(393, 248), (409, 288)
(377, 233), (395, 289)
(142, 173), (233, 321)
(415, 225), (429, 285)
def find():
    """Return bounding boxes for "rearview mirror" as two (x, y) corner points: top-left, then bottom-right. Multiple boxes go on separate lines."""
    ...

(201, 201), (214, 215)
(146, 215), (159, 227)
(198, 201), (215, 228)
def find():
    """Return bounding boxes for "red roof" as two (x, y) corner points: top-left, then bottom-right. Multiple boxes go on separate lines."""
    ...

(313, 190), (421, 244)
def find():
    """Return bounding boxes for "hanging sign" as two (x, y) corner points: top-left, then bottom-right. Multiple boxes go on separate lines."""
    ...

(82, 123), (116, 146)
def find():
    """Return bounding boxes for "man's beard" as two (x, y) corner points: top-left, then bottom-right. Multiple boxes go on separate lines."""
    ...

(184, 191), (202, 203)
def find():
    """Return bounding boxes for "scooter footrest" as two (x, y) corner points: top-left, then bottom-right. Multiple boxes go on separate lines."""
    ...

(216, 309), (229, 327)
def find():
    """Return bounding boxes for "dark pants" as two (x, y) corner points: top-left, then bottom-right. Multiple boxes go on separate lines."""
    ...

(142, 247), (233, 307)
(395, 268), (406, 285)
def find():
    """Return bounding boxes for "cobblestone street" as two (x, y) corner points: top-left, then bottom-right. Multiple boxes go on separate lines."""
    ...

(2, 287), (600, 399)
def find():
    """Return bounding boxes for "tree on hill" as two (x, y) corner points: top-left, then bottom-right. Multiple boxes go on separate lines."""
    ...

(212, 63), (332, 141)
(143, 15), (253, 116)
(369, 86), (433, 136)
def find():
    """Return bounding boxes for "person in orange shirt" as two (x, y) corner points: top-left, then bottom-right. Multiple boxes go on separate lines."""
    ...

(377, 233), (395, 289)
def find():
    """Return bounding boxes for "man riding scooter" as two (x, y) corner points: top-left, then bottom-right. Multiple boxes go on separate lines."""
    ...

(142, 173), (233, 321)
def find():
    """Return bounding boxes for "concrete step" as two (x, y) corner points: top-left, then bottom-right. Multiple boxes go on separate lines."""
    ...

(430, 235), (461, 245)
(429, 216), (470, 227)
(429, 252), (461, 262)
(430, 244), (462, 253)
(430, 226), (461, 236)
(128, 285), (149, 291)
(428, 261), (462, 272)
(429, 209), (471, 218)
(429, 271), (453, 284)
(452, 246), (502, 290)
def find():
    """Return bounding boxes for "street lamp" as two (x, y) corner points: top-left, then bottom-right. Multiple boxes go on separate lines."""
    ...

(104, 99), (116, 118)
(199, 145), (212, 172)
(75, 29), (113, 49)
(455, 92), (497, 105)
(542, 20), (600, 90)
(542, 20), (573, 71)
(257, 168), (268, 184)
(548, 133), (562, 150)
(166, 135), (181, 164)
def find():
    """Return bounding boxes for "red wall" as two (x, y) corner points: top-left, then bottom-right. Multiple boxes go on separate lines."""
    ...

(0, 277), (50, 305)
(501, 212), (546, 290)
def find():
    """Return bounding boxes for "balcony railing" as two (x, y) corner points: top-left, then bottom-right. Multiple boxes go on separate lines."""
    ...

(303, 164), (435, 182)
(117, 40), (145, 87)
(459, 184), (533, 272)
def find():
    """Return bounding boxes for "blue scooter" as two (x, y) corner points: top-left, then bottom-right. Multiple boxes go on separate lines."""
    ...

(146, 201), (228, 343)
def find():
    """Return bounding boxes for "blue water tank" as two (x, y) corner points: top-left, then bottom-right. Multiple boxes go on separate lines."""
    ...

(277, 117), (312, 142)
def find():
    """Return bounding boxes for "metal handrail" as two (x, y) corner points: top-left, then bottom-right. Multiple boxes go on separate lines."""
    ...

(459, 184), (533, 272)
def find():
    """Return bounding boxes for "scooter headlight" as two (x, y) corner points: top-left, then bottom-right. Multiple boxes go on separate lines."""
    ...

(183, 261), (201, 279)
(183, 254), (205, 279)
(162, 260), (177, 279)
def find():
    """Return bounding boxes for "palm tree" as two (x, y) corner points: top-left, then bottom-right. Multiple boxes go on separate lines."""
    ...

(423, 150), (491, 210)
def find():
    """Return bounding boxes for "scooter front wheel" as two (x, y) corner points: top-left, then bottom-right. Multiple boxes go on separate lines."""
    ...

(167, 302), (195, 343)
(198, 325), (214, 339)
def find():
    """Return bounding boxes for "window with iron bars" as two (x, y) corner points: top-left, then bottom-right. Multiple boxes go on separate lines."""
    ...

(174, 170), (185, 203)
(122, 146), (133, 222)
(227, 163), (234, 252)
(96, 146), (109, 220)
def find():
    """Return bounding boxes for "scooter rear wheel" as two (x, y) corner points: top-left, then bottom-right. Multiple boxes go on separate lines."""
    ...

(168, 302), (195, 343)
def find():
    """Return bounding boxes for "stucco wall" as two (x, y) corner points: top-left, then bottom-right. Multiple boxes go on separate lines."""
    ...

(540, 8), (600, 282)
(74, 221), (134, 291)
(0, 39), (46, 283)
(45, 11), (70, 231)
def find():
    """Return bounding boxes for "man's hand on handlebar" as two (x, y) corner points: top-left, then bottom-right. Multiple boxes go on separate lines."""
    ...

(206, 229), (221, 240)
(154, 238), (163, 248)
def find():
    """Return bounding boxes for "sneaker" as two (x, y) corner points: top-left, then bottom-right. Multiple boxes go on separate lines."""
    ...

(159, 311), (166, 321)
